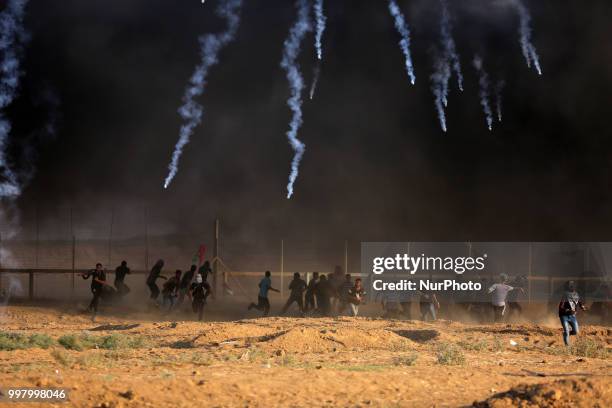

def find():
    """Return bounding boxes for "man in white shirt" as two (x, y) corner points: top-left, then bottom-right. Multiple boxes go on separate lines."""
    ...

(488, 274), (523, 322)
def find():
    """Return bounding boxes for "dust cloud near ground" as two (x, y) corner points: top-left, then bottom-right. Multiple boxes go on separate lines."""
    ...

(0, 305), (610, 407)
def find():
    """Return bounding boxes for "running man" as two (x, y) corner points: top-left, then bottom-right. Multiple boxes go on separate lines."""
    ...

(488, 274), (523, 323)
(178, 265), (197, 305)
(558, 280), (587, 346)
(199, 261), (212, 282)
(315, 274), (332, 316)
(80, 263), (107, 321)
(190, 273), (211, 321)
(337, 274), (354, 314)
(418, 290), (440, 321)
(248, 271), (279, 316)
(146, 259), (166, 305)
(281, 273), (307, 316)
(347, 278), (366, 316)
(162, 270), (182, 311)
(114, 260), (131, 297)
(304, 272), (319, 312)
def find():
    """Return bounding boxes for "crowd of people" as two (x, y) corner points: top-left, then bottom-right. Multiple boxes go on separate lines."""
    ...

(248, 268), (367, 318)
(79, 261), (608, 347)
(80, 259), (212, 322)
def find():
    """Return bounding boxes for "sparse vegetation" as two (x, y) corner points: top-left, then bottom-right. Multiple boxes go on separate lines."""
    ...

(50, 349), (75, 367)
(436, 342), (465, 365)
(76, 353), (107, 367)
(279, 353), (296, 366)
(393, 353), (419, 366)
(58, 334), (95, 351)
(58, 333), (148, 351)
(160, 370), (175, 379)
(569, 338), (610, 359)
(336, 364), (388, 372)
(0, 331), (55, 350)
(459, 338), (489, 352)
(491, 337), (505, 352)
(28, 333), (54, 349)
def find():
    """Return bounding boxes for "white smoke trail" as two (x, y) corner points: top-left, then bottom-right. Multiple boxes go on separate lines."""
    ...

(309, 64), (320, 100)
(431, 56), (451, 132)
(472, 55), (493, 131)
(495, 80), (505, 122)
(512, 0), (541, 75)
(163, 0), (242, 189)
(282, 0), (312, 199)
(388, 0), (416, 85)
(440, 0), (463, 91)
(314, 0), (326, 61)
(0, 0), (29, 198)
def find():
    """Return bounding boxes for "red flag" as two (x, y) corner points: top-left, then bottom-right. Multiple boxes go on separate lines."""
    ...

(198, 244), (207, 265)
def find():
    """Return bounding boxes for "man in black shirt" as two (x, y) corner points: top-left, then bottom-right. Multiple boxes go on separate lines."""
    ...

(190, 274), (211, 321)
(114, 261), (131, 297)
(304, 272), (319, 313)
(146, 259), (166, 305)
(281, 273), (307, 316)
(162, 270), (182, 311)
(314, 274), (332, 316)
(178, 265), (197, 306)
(198, 261), (212, 282)
(558, 281), (587, 346)
(81, 263), (107, 321)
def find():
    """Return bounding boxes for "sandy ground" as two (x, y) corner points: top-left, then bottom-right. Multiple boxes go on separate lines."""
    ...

(0, 305), (610, 408)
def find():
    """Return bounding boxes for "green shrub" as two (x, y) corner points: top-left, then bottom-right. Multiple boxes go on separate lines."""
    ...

(58, 334), (86, 351)
(436, 342), (465, 365)
(50, 349), (75, 367)
(0, 332), (28, 351)
(0, 332), (55, 350)
(393, 353), (419, 366)
(570, 338), (610, 359)
(459, 339), (489, 352)
(59, 333), (147, 351)
(28, 334), (54, 349)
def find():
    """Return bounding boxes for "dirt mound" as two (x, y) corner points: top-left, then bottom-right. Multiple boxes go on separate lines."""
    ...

(189, 323), (280, 346)
(393, 329), (440, 343)
(473, 378), (612, 408)
(259, 327), (414, 353)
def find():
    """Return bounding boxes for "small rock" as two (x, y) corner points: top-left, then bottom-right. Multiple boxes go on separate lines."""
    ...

(119, 390), (134, 400)
(192, 370), (201, 375)
(197, 380), (205, 386)
(576, 358), (585, 362)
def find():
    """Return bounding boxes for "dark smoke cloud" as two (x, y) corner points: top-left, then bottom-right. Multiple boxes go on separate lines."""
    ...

(3, 0), (612, 249)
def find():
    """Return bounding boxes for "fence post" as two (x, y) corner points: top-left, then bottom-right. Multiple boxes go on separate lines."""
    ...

(144, 207), (149, 272)
(28, 270), (34, 301)
(71, 236), (76, 300)
(108, 209), (114, 268)
(213, 219), (219, 300)
(280, 240), (284, 299)
(528, 243), (533, 304)
(35, 206), (39, 268)
(344, 240), (348, 275)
